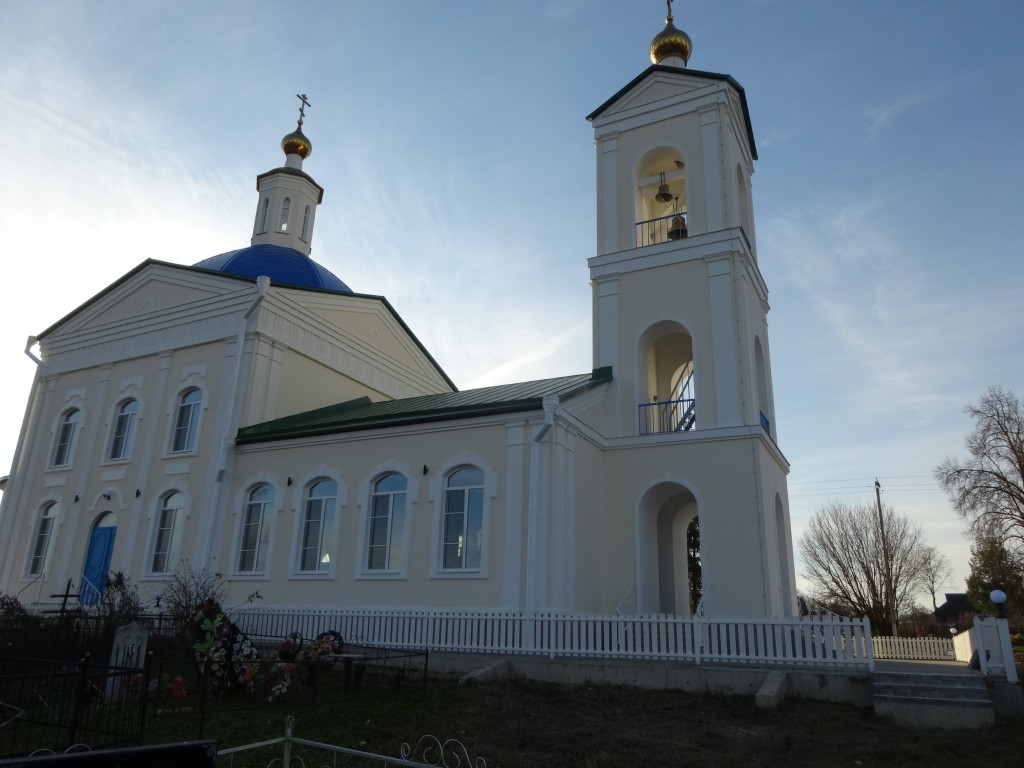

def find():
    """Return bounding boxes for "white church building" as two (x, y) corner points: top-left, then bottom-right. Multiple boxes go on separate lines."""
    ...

(0, 9), (798, 624)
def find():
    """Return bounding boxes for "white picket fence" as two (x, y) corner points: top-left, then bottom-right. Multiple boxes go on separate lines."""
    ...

(230, 606), (874, 670)
(872, 635), (955, 661)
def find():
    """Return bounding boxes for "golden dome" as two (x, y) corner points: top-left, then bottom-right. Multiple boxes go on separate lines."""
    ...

(649, 14), (692, 66)
(281, 128), (312, 159)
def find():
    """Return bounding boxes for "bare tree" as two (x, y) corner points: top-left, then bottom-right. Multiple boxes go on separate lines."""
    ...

(936, 387), (1024, 551)
(919, 547), (953, 611)
(799, 501), (931, 632)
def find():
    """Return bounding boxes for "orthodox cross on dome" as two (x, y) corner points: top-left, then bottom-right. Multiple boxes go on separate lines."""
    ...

(296, 93), (311, 127)
(666, 0), (674, 20)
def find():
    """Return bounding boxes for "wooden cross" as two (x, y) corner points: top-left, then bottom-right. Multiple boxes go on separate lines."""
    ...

(296, 93), (311, 126)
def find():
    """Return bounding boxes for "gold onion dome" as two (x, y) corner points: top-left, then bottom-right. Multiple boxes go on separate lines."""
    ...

(281, 127), (312, 159)
(649, 14), (692, 66)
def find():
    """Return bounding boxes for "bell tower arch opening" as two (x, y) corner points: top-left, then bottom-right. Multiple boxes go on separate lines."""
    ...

(635, 146), (687, 247)
(638, 320), (695, 435)
(637, 481), (699, 616)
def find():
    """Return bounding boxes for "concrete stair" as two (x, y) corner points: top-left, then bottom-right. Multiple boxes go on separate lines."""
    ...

(873, 670), (995, 729)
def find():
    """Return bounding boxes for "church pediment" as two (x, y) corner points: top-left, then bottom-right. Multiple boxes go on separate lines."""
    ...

(38, 261), (250, 340)
(597, 72), (712, 118)
(262, 289), (455, 398)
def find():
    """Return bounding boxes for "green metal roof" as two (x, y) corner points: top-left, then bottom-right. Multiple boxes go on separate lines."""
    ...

(236, 367), (612, 445)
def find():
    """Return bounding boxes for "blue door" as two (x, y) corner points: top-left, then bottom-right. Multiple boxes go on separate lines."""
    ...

(80, 526), (116, 605)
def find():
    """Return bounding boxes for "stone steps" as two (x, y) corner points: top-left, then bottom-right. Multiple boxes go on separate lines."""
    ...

(873, 670), (995, 728)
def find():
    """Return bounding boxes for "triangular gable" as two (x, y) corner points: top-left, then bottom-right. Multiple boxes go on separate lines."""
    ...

(272, 289), (457, 394)
(37, 260), (251, 339)
(589, 65), (757, 160)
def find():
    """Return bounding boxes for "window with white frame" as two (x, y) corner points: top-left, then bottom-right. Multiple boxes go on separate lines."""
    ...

(367, 473), (406, 572)
(170, 388), (201, 453)
(52, 409), (81, 467)
(108, 399), (138, 460)
(279, 197), (291, 231)
(299, 479), (336, 573)
(257, 197), (269, 233)
(27, 503), (58, 576)
(150, 491), (184, 574)
(441, 467), (484, 570)
(238, 484), (273, 573)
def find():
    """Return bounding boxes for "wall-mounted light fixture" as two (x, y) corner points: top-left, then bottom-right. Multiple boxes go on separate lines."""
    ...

(423, 465), (429, 475)
(287, 477), (293, 486)
(135, 489), (142, 498)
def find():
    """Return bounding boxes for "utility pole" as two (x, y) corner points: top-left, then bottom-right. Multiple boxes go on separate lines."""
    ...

(876, 479), (897, 637)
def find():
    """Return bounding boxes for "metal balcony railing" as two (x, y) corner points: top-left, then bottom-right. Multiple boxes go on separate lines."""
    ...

(635, 212), (689, 248)
(639, 398), (696, 435)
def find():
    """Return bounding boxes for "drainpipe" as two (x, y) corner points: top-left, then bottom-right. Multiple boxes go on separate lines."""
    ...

(525, 396), (559, 613)
(24, 336), (41, 365)
(200, 277), (269, 567)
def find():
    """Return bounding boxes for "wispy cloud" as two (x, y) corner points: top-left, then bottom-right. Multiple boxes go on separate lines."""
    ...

(866, 86), (943, 137)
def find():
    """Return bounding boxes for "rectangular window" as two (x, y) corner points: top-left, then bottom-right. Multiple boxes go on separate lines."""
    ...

(238, 487), (273, 573)
(28, 515), (55, 576)
(367, 493), (405, 571)
(171, 390), (201, 453)
(151, 508), (176, 573)
(442, 487), (483, 570)
(150, 491), (184, 574)
(52, 410), (81, 466)
(299, 482), (336, 573)
(108, 400), (138, 460)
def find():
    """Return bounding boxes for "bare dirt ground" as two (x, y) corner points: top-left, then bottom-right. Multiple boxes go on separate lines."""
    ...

(374, 678), (1024, 768)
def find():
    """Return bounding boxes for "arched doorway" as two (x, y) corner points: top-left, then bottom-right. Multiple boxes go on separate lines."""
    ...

(80, 512), (117, 605)
(638, 482), (699, 615)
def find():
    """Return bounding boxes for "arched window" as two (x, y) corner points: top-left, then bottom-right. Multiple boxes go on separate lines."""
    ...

(108, 399), (138, 460)
(238, 484), (273, 573)
(52, 409), (82, 466)
(170, 388), (201, 453)
(150, 491), (184, 574)
(367, 474), (407, 571)
(299, 479), (336, 573)
(279, 197), (291, 232)
(441, 467), (484, 570)
(257, 197), (270, 234)
(300, 205), (310, 240)
(27, 503), (59, 576)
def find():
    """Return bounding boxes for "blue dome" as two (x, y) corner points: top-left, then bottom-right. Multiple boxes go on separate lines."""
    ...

(193, 245), (351, 292)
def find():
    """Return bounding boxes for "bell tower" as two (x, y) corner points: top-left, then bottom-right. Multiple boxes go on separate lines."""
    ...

(588, 3), (768, 440)
(587, 4), (796, 617)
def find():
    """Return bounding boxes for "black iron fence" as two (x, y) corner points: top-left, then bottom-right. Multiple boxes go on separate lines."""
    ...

(0, 654), (151, 757)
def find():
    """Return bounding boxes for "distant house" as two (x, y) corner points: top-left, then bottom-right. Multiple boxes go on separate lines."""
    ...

(934, 593), (975, 626)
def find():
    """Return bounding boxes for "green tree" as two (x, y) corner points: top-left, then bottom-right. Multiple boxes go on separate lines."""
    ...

(966, 531), (1024, 619)
(936, 387), (1024, 551)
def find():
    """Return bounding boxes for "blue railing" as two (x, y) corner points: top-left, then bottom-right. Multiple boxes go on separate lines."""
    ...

(639, 398), (696, 435)
(634, 212), (689, 248)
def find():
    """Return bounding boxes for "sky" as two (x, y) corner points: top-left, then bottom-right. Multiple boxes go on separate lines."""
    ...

(1, 0), (1022, 607)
